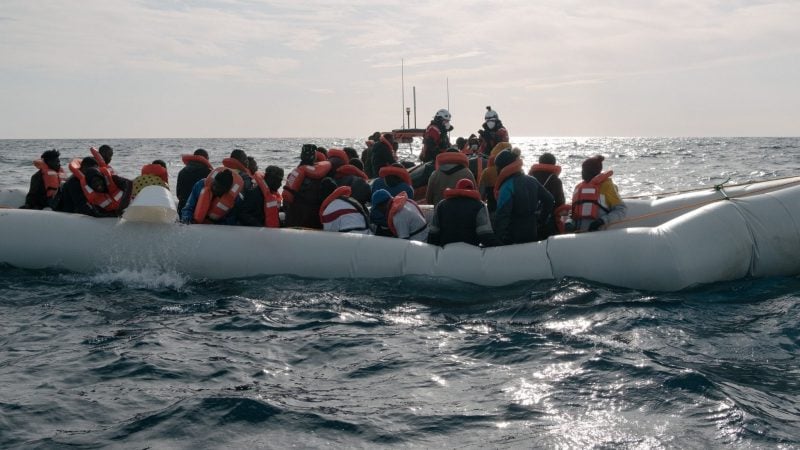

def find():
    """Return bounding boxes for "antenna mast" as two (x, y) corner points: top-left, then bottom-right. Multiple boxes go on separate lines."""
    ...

(401, 59), (406, 129)
(446, 77), (450, 111)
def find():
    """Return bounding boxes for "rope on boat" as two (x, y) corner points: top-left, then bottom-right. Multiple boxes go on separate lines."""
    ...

(623, 174), (800, 199)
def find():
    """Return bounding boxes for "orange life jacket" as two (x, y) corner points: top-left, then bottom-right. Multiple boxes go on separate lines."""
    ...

(254, 173), (281, 228)
(443, 187), (481, 201)
(528, 163), (561, 176)
(222, 157), (252, 176)
(193, 168), (244, 224)
(493, 159), (524, 200)
(90, 147), (116, 176)
(33, 159), (67, 199)
(68, 159), (124, 212)
(434, 152), (468, 170)
(387, 191), (425, 238)
(282, 161), (332, 204)
(327, 148), (349, 162)
(378, 165), (412, 187)
(181, 154), (213, 170)
(336, 164), (368, 180)
(571, 171), (614, 220)
(141, 164), (168, 184)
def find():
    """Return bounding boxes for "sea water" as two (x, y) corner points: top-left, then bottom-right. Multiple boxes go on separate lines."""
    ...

(1, 137), (799, 448)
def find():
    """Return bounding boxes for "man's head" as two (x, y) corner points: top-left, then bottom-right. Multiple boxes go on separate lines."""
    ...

(98, 144), (113, 164)
(300, 144), (317, 165)
(80, 156), (99, 171)
(230, 149), (247, 165)
(41, 149), (61, 171)
(581, 155), (604, 182)
(264, 165), (284, 192)
(247, 156), (258, 173)
(194, 148), (209, 159)
(211, 169), (234, 197)
(84, 168), (107, 193)
(343, 147), (359, 160)
(539, 152), (556, 165)
(494, 148), (520, 172)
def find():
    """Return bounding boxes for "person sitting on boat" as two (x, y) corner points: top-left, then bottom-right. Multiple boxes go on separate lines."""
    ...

(427, 178), (499, 247)
(131, 160), (169, 200)
(425, 149), (476, 206)
(371, 133), (399, 175)
(493, 148), (555, 245)
(319, 178), (370, 234)
(283, 144), (332, 229)
(247, 156), (258, 175)
(261, 165), (285, 227)
(224, 149), (254, 189)
(177, 149), (212, 212)
(478, 142), (513, 217)
(567, 155), (627, 232)
(370, 189), (428, 242)
(21, 149), (67, 210)
(327, 148), (371, 208)
(420, 109), (452, 163)
(180, 168), (244, 225)
(57, 157), (131, 217)
(477, 106), (509, 156)
(361, 131), (381, 178)
(343, 147), (360, 162)
(528, 152), (566, 239)
(95, 145), (116, 174)
(372, 163), (414, 199)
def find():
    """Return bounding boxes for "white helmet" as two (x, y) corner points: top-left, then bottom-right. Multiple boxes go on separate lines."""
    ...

(484, 106), (499, 121)
(435, 109), (451, 121)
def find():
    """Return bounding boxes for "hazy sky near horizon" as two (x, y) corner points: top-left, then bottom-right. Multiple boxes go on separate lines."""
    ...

(1, 0), (798, 139)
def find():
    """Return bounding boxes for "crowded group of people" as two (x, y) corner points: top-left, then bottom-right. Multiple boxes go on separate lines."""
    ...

(20, 107), (626, 248)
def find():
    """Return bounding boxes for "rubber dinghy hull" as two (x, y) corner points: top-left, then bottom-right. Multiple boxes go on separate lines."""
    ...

(0, 182), (798, 291)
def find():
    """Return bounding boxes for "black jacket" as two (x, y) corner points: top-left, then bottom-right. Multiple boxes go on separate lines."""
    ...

(494, 173), (554, 245)
(176, 161), (212, 212)
(427, 196), (499, 247)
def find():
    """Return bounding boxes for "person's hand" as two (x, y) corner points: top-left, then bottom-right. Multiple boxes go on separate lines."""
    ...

(588, 219), (604, 232)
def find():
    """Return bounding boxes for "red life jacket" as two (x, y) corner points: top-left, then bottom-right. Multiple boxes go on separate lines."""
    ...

(90, 147), (116, 176)
(378, 165), (412, 186)
(68, 159), (124, 212)
(193, 168), (245, 223)
(443, 187), (481, 201)
(254, 173), (281, 228)
(493, 159), (524, 200)
(33, 159), (67, 199)
(141, 164), (168, 184)
(434, 152), (468, 170)
(571, 171), (614, 220)
(181, 154), (213, 170)
(528, 163), (561, 176)
(387, 191), (425, 238)
(327, 148), (349, 162)
(282, 161), (332, 204)
(420, 123), (442, 161)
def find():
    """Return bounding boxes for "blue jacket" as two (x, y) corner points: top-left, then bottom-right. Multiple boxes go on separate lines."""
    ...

(371, 178), (414, 198)
(180, 179), (243, 225)
(495, 172), (554, 244)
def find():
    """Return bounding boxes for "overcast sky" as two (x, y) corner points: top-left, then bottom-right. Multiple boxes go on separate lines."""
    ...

(1, 0), (798, 139)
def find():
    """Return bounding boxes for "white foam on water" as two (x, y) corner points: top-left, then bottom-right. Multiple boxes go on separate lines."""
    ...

(63, 268), (189, 290)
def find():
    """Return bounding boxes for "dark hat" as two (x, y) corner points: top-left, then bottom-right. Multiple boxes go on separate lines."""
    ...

(494, 149), (518, 172)
(582, 155), (604, 179)
(214, 169), (234, 191)
(371, 189), (392, 206)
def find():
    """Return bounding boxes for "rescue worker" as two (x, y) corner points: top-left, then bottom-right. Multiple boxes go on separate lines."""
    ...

(425, 148), (475, 206)
(177, 149), (212, 212)
(528, 152), (566, 238)
(131, 160), (169, 199)
(420, 109), (452, 163)
(493, 148), (555, 245)
(22, 149), (66, 210)
(180, 168), (244, 225)
(319, 178), (370, 234)
(427, 178), (499, 247)
(283, 144), (332, 228)
(477, 106), (509, 155)
(567, 155), (627, 232)
(370, 189), (428, 241)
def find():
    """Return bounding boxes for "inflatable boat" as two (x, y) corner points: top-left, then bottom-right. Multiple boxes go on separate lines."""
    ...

(0, 176), (798, 291)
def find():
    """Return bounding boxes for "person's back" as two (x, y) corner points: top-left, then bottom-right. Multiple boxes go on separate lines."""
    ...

(370, 134), (398, 174)
(283, 144), (331, 229)
(528, 152), (565, 238)
(180, 168), (243, 225)
(478, 142), (513, 215)
(428, 179), (498, 247)
(319, 178), (370, 234)
(425, 151), (475, 206)
(373, 163), (414, 199)
(131, 160), (169, 200)
(493, 149), (554, 245)
(177, 150), (212, 211)
(22, 150), (66, 210)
